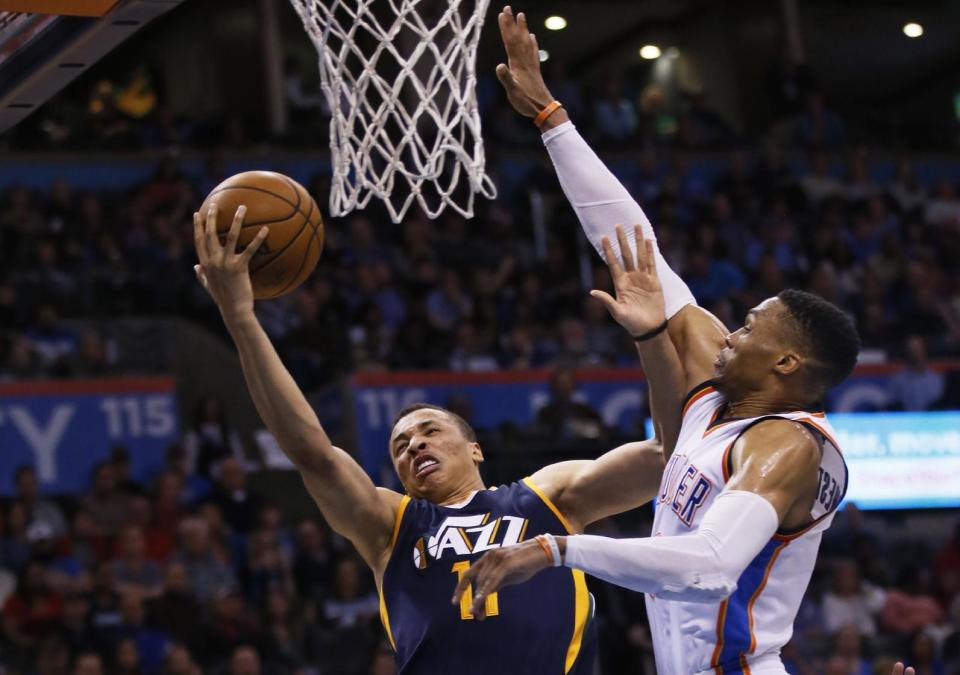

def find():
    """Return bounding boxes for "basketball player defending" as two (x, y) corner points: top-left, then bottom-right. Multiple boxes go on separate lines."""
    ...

(193, 203), (689, 674)
(453, 7), (867, 675)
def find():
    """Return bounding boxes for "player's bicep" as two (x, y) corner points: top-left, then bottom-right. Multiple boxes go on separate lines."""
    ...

(668, 305), (728, 391)
(546, 440), (666, 529)
(725, 421), (821, 525)
(299, 446), (399, 567)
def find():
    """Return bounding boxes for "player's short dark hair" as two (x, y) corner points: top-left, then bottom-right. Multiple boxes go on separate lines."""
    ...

(392, 404), (477, 443)
(777, 289), (861, 392)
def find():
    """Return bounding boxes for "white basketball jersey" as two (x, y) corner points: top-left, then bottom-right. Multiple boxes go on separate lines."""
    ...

(646, 383), (848, 675)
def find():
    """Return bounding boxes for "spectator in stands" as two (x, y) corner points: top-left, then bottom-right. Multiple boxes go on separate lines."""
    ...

(111, 637), (144, 675)
(25, 304), (77, 375)
(183, 396), (246, 480)
(212, 458), (261, 535)
(228, 645), (262, 675)
(888, 335), (945, 411)
(2, 500), (33, 572)
(102, 592), (168, 674)
(822, 558), (886, 636)
(112, 526), (163, 597)
(81, 462), (129, 537)
(594, 77), (638, 144)
(448, 319), (498, 372)
(318, 557), (380, 675)
(536, 367), (606, 439)
(161, 642), (201, 675)
(73, 651), (105, 675)
(2, 560), (64, 653)
(172, 517), (236, 604)
(145, 562), (202, 654)
(201, 593), (262, 668)
(292, 520), (332, 602)
(829, 624), (872, 675)
(57, 591), (98, 659)
(14, 465), (67, 540)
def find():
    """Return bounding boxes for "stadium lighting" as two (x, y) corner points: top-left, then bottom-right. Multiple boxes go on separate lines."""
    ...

(639, 45), (662, 60)
(903, 22), (923, 38)
(544, 15), (567, 31)
(539, 49), (550, 62)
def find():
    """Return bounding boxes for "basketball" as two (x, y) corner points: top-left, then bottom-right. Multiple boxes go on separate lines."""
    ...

(199, 171), (323, 300)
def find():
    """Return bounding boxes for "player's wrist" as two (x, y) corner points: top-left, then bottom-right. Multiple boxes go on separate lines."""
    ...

(221, 307), (259, 334)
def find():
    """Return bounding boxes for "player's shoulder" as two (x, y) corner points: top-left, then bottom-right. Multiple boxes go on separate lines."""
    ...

(736, 416), (822, 466)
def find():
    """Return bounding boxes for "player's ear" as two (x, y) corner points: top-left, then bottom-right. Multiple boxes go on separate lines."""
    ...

(471, 442), (484, 465)
(774, 351), (802, 376)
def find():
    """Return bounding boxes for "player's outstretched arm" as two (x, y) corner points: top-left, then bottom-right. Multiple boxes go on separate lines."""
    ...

(193, 204), (399, 572)
(455, 420), (821, 617)
(496, 5), (726, 391)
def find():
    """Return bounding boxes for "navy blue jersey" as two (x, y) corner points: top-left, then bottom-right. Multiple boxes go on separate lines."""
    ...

(379, 478), (597, 675)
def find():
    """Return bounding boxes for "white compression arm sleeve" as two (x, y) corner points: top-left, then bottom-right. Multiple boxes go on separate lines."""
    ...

(563, 490), (779, 602)
(542, 121), (696, 318)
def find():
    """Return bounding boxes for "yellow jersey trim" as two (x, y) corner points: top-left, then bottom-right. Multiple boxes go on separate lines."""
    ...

(522, 477), (588, 672)
(379, 494), (411, 651)
(522, 477), (575, 534)
(565, 569), (589, 673)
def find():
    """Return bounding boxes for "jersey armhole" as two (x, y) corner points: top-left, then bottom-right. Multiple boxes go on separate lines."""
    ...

(522, 477), (576, 534)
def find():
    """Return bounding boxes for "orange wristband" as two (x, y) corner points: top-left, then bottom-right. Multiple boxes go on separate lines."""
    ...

(534, 100), (563, 128)
(534, 534), (554, 563)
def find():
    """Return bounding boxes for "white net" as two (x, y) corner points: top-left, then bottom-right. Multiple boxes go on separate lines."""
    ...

(290, 0), (497, 223)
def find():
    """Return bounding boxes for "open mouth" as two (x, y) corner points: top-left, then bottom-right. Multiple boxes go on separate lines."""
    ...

(414, 455), (440, 478)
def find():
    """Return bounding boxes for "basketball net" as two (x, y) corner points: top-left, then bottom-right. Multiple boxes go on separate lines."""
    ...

(290, 0), (497, 223)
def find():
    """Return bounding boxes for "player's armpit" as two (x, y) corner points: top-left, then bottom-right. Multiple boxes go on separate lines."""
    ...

(299, 457), (401, 573)
(725, 418), (822, 530)
(530, 439), (666, 531)
(667, 304), (728, 393)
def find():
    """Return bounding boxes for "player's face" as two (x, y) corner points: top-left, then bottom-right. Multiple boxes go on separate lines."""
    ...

(389, 410), (482, 499)
(714, 298), (793, 394)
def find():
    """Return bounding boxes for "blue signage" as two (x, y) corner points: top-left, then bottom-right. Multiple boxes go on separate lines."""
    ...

(0, 378), (179, 495)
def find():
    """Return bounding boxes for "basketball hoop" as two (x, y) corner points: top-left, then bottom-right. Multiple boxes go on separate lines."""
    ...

(290, 0), (497, 223)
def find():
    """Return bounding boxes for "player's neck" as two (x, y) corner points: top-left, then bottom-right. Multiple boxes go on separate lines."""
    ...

(437, 478), (486, 507)
(725, 390), (808, 419)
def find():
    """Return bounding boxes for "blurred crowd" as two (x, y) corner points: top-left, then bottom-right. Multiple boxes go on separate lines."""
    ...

(1, 138), (959, 410)
(1, 442), (958, 675)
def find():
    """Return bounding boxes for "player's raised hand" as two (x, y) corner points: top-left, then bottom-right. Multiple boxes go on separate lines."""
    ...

(590, 224), (667, 339)
(452, 540), (551, 620)
(891, 663), (915, 675)
(193, 203), (268, 322)
(495, 6), (555, 118)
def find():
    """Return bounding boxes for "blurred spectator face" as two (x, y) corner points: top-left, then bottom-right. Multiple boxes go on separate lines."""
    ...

(832, 559), (861, 596)
(15, 466), (38, 501)
(163, 562), (188, 593)
(119, 592), (145, 626)
(93, 562), (114, 593)
(550, 369), (576, 400)
(179, 518), (210, 556)
(93, 463), (117, 496)
(559, 318), (587, 352)
(157, 472), (184, 507)
(127, 497), (151, 528)
(8, 500), (28, 535)
(297, 520), (322, 552)
(258, 505), (282, 532)
(163, 644), (196, 675)
(350, 216), (374, 247)
(25, 560), (49, 593)
(823, 655), (852, 675)
(200, 397), (222, 425)
(120, 526), (145, 560)
(911, 632), (935, 664)
(905, 336), (928, 368)
(38, 304), (59, 330)
(219, 458), (246, 492)
(74, 653), (104, 675)
(63, 593), (91, 628)
(835, 624), (861, 658)
(115, 638), (140, 671)
(35, 636), (69, 675)
(265, 590), (288, 620)
(198, 502), (224, 534)
(229, 646), (261, 675)
(334, 558), (362, 599)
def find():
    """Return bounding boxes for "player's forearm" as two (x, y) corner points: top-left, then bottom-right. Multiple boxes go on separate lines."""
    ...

(541, 122), (695, 318)
(222, 311), (334, 471)
(635, 333), (686, 454)
(556, 491), (778, 601)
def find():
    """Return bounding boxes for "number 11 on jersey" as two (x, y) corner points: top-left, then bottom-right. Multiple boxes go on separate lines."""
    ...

(451, 561), (499, 620)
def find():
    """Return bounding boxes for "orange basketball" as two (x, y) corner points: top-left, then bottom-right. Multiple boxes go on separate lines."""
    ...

(199, 171), (323, 300)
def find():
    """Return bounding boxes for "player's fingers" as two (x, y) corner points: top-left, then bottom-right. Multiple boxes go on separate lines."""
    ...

(616, 224), (635, 271)
(600, 236), (623, 277)
(452, 562), (479, 605)
(495, 63), (515, 89)
(517, 11), (528, 36)
(205, 202), (221, 257)
(194, 265), (209, 291)
(905, 668), (915, 675)
(238, 227), (269, 265)
(193, 211), (208, 262)
(589, 290), (618, 314)
(225, 205), (246, 256)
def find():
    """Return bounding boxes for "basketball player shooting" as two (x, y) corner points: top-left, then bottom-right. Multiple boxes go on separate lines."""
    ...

(453, 7), (870, 675)
(192, 203), (689, 674)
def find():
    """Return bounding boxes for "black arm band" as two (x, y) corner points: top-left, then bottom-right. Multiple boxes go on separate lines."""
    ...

(632, 320), (668, 343)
